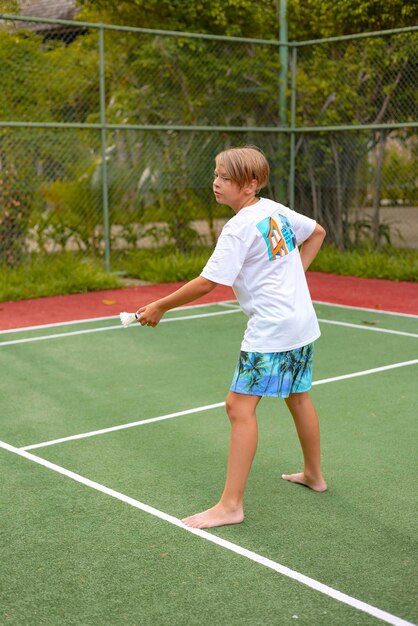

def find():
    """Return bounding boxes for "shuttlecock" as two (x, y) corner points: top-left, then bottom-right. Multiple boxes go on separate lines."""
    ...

(119, 312), (139, 327)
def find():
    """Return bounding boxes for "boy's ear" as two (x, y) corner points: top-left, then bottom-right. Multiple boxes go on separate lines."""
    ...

(247, 179), (259, 193)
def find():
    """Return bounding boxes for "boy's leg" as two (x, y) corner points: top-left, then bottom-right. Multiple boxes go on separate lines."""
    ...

(282, 391), (327, 492)
(182, 391), (261, 529)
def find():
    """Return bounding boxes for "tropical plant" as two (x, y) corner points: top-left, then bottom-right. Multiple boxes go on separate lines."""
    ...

(0, 0), (416, 271)
(0, 166), (30, 265)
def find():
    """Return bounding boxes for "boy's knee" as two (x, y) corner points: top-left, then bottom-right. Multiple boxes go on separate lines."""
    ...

(226, 396), (238, 421)
(226, 395), (249, 424)
(286, 391), (310, 409)
(225, 393), (259, 423)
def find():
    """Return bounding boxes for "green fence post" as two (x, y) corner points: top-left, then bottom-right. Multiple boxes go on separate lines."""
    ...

(289, 46), (297, 210)
(98, 25), (110, 272)
(279, 0), (288, 125)
(278, 0), (288, 202)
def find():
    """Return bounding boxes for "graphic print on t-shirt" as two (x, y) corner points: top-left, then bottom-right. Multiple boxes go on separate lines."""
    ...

(256, 210), (297, 261)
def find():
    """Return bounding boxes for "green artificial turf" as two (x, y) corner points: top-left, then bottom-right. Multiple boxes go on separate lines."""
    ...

(1, 303), (417, 625)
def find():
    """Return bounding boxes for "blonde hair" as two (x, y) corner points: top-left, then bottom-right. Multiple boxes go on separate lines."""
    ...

(215, 146), (269, 192)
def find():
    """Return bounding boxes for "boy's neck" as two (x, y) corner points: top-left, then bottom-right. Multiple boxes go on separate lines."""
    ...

(235, 196), (260, 213)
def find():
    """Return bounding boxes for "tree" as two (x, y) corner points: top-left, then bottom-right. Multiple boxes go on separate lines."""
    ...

(293, 30), (417, 248)
(76, 0), (418, 39)
(288, 0), (418, 40)
(0, 26), (106, 260)
(77, 0), (279, 39)
(1, 0), (416, 263)
(75, 0), (417, 249)
(0, 0), (19, 12)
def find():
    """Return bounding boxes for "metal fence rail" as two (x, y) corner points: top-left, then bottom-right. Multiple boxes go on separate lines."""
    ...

(0, 14), (417, 270)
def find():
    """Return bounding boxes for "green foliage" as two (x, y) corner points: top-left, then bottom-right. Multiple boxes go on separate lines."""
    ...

(78, 0), (418, 41)
(0, 29), (99, 123)
(0, 0), (19, 11)
(0, 1), (416, 275)
(1, 243), (416, 302)
(310, 244), (418, 282)
(77, 0), (279, 39)
(118, 247), (210, 283)
(347, 215), (396, 249)
(77, 0), (418, 39)
(0, 167), (30, 266)
(119, 245), (418, 284)
(381, 143), (418, 205)
(0, 32), (49, 120)
(0, 28), (102, 263)
(293, 29), (417, 248)
(40, 154), (104, 254)
(0, 253), (121, 302)
(97, 30), (282, 247)
(288, 0), (418, 40)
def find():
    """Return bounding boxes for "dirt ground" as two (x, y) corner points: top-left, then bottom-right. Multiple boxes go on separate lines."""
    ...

(353, 206), (418, 248)
(193, 208), (418, 249)
(26, 207), (418, 253)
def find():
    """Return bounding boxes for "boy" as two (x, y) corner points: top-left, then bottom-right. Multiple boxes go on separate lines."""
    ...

(136, 146), (327, 529)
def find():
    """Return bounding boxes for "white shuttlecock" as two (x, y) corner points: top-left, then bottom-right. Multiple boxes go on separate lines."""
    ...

(120, 312), (139, 327)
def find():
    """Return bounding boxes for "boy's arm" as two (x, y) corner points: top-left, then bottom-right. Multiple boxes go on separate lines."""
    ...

(136, 276), (217, 326)
(299, 223), (326, 272)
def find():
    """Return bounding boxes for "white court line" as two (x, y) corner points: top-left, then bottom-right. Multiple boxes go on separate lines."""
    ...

(0, 308), (242, 347)
(0, 439), (414, 626)
(0, 301), (237, 334)
(21, 402), (226, 451)
(314, 300), (418, 319)
(217, 301), (242, 310)
(318, 318), (418, 338)
(312, 359), (418, 386)
(20, 358), (418, 451)
(1, 310), (417, 348)
(1, 298), (416, 337)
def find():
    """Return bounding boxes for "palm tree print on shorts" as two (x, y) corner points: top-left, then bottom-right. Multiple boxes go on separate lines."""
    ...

(231, 344), (314, 398)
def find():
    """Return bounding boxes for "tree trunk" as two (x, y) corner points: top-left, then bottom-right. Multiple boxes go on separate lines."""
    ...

(330, 137), (344, 250)
(372, 131), (387, 249)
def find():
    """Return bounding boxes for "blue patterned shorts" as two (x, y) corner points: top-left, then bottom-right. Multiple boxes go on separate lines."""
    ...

(230, 343), (314, 399)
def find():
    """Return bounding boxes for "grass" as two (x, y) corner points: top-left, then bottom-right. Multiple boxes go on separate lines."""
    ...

(117, 248), (211, 283)
(0, 253), (121, 302)
(310, 245), (418, 282)
(118, 245), (418, 284)
(1, 245), (417, 302)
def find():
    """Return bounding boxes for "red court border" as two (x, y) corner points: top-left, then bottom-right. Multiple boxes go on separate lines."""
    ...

(0, 271), (417, 331)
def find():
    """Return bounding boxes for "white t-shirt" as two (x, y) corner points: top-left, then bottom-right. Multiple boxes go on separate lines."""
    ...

(201, 198), (320, 352)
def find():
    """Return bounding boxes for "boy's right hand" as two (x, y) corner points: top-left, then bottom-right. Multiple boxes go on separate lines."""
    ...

(136, 301), (166, 327)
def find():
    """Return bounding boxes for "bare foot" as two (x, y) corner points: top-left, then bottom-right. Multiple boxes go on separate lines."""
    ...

(281, 472), (327, 492)
(182, 503), (244, 529)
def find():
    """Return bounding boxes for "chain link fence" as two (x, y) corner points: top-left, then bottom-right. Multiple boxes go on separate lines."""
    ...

(0, 14), (417, 272)
(293, 32), (418, 250)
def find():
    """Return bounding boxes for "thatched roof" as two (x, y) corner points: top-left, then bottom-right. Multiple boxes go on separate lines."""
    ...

(19, 0), (78, 21)
(6, 0), (83, 36)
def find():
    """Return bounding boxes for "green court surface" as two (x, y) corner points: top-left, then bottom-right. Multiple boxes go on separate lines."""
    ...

(1, 301), (417, 626)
